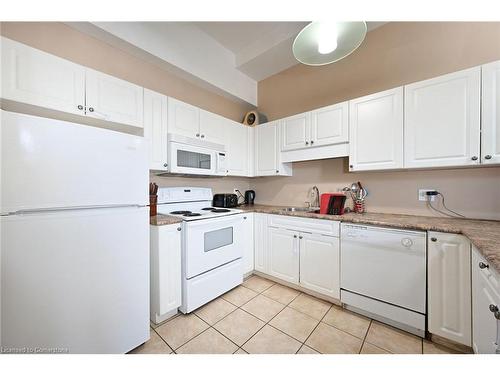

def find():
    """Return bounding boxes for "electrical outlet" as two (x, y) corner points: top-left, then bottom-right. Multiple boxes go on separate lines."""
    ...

(233, 189), (240, 195)
(418, 189), (437, 202)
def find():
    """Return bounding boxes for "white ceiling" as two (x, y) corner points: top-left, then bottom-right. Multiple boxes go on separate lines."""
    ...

(68, 21), (387, 106)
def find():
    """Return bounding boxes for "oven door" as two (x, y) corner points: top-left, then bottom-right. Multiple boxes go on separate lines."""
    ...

(184, 214), (244, 279)
(169, 141), (216, 175)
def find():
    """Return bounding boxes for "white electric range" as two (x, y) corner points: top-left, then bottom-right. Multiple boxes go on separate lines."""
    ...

(156, 187), (246, 313)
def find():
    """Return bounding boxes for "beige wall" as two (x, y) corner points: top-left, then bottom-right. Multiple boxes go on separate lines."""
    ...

(252, 159), (500, 220)
(258, 22), (500, 120)
(254, 22), (500, 220)
(0, 21), (254, 194)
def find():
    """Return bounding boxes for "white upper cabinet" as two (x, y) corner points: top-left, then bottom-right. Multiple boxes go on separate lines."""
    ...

(349, 87), (404, 171)
(167, 97), (200, 138)
(482, 60), (500, 165)
(143, 89), (168, 171)
(311, 102), (349, 147)
(85, 69), (144, 128)
(427, 232), (472, 346)
(255, 121), (292, 176)
(404, 67), (481, 168)
(199, 110), (228, 145)
(1, 37), (85, 116)
(226, 120), (252, 176)
(281, 112), (311, 151)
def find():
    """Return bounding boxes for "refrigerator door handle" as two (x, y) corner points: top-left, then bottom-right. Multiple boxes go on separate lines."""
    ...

(4, 204), (145, 215)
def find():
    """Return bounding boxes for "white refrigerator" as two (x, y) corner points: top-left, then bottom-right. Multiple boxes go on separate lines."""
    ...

(0, 111), (150, 353)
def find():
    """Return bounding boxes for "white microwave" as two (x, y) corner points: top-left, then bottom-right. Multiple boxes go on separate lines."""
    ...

(167, 134), (227, 176)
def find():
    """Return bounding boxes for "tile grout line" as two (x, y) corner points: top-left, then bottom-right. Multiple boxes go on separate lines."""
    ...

(295, 302), (333, 354)
(358, 319), (373, 354)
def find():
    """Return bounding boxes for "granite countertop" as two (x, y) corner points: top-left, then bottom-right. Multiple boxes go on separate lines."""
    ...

(240, 204), (500, 274)
(150, 204), (500, 274)
(150, 214), (183, 226)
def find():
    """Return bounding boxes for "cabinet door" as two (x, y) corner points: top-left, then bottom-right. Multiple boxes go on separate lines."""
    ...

(348, 87), (404, 171)
(472, 246), (500, 354)
(1, 37), (85, 116)
(299, 233), (340, 298)
(428, 232), (472, 346)
(482, 60), (500, 165)
(227, 121), (250, 176)
(404, 67), (481, 168)
(143, 89), (168, 171)
(167, 97), (200, 138)
(255, 121), (278, 176)
(254, 214), (268, 273)
(268, 227), (299, 284)
(281, 112), (310, 151)
(151, 224), (182, 319)
(199, 109), (228, 145)
(241, 213), (255, 275)
(85, 69), (144, 128)
(311, 102), (348, 147)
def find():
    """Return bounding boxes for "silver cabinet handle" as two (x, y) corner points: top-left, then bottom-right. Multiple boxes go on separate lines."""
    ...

(77, 105), (84, 110)
(490, 304), (499, 313)
(471, 156), (478, 161)
(163, 163), (168, 167)
(485, 155), (492, 160)
(293, 235), (297, 238)
(88, 107), (94, 112)
(299, 236), (303, 239)
(349, 164), (354, 169)
(310, 140), (314, 145)
(430, 237), (437, 242)
(201, 134), (205, 138)
(305, 141), (309, 145)
(177, 227), (181, 231)
(479, 262), (489, 269)
(243, 216), (247, 220)
(276, 170), (279, 173)
(196, 133), (200, 137)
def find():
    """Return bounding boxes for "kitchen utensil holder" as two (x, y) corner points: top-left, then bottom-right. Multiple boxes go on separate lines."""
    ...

(354, 199), (365, 214)
(149, 195), (158, 217)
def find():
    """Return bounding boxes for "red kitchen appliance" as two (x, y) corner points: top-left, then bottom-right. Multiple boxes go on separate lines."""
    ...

(320, 193), (347, 215)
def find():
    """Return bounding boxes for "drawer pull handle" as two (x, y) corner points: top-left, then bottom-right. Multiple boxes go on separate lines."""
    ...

(430, 237), (437, 242)
(479, 262), (489, 269)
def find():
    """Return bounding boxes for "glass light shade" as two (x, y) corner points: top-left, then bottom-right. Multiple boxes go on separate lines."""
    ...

(293, 21), (367, 66)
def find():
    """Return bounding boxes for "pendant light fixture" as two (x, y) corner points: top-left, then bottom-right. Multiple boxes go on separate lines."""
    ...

(293, 21), (367, 66)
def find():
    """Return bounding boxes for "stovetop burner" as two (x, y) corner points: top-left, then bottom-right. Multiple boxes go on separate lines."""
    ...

(183, 212), (202, 217)
(170, 210), (192, 215)
(211, 208), (231, 213)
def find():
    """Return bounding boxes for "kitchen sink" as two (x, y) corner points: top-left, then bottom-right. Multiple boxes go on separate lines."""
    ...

(281, 207), (320, 213)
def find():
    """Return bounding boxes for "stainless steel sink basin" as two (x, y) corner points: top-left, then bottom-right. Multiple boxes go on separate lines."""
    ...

(281, 207), (319, 213)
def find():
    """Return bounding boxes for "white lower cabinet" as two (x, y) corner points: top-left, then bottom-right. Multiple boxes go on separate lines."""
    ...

(268, 227), (299, 284)
(472, 245), (500, 354)
(299, 232), (340, 299)
(254, 213), (268, 273)
(263, 215), (340, 298)
(150, 224), (182, 324)
(241, 213), (254, 275)
(427, 232), (472, 346)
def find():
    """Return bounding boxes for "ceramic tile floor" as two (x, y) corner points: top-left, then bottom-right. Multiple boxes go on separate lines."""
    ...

(130, 275), (463, 355)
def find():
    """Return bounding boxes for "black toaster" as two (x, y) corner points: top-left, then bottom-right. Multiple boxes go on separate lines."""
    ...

(213, 193), (238, 208)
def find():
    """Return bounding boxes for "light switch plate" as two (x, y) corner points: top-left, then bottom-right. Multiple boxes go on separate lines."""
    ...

(418, 189), (437, 202)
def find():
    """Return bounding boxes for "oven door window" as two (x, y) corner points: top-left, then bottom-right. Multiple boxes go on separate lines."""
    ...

(204, 227), (233, 252)
(177, 149), (211, 170)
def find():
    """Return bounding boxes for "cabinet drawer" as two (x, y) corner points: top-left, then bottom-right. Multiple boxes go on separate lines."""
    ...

(268, 214), (339, 237)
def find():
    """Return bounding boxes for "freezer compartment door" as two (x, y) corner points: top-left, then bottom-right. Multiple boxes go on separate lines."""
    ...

(1, 206), (149, 353)
(0, 111), (148, 214)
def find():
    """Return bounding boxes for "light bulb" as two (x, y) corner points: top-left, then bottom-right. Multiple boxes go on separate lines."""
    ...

(317, 23), (338, 55)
